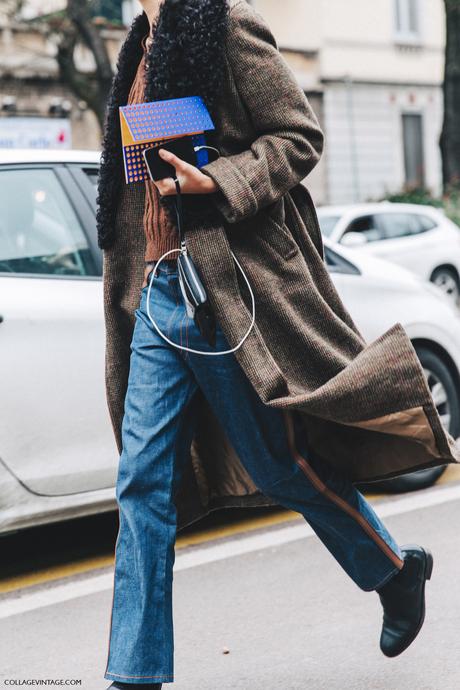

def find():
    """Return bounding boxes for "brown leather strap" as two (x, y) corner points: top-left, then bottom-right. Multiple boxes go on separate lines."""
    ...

(283, 410), (404, 570)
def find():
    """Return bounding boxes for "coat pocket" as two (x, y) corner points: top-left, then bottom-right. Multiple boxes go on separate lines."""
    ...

(256, 212), (299, 261)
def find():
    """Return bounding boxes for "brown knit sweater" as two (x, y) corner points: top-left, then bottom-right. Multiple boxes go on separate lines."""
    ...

(127, 32), (180, 272)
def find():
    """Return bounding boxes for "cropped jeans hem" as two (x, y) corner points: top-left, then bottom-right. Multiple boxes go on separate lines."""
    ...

(104, 670), (174, 683)
(365, 563), (403, 593)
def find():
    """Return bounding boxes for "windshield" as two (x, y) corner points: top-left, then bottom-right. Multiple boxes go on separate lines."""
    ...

(317, 214), (341, 237)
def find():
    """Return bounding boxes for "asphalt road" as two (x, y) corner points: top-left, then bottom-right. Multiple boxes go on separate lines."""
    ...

(1, 482), (460, 690)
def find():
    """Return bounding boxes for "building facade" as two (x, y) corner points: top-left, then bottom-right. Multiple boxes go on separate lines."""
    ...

(253, 0), (446, 205)
(1, 1), (446, 206)
(0, 0), (125, 149)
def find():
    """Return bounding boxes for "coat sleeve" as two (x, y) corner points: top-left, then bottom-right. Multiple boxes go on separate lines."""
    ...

(200, 1), (324, 224)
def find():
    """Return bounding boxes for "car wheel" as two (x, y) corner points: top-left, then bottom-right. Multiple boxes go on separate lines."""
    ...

(431, 266), (460, 303)
(358, 347), (459, 493)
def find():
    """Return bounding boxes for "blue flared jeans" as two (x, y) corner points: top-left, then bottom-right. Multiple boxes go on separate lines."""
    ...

(104, 260), (403, 685)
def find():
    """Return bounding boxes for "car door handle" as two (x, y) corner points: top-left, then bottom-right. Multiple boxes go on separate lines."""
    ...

(0, 314), (4, 323)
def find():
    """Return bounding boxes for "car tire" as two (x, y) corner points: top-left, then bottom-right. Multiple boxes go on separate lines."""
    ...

(357, 347), (459, 493)
(430, 266), (460, 303)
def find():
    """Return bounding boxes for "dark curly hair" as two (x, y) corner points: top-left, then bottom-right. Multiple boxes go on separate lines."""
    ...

(96, 0), (230, 250)
(145, 0), (229, 118)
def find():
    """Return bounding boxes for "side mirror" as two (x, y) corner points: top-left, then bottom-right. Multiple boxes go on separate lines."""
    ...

(341, 231), (368, 248)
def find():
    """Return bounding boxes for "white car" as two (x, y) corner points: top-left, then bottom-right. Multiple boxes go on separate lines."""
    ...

(317, 202), (460, 301)
(1, 152), (459, 534)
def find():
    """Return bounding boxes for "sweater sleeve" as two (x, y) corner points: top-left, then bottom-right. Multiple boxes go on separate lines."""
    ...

(199, 1), (324, 224)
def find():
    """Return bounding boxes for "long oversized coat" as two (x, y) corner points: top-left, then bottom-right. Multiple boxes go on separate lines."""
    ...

(98, 0), (460, 531)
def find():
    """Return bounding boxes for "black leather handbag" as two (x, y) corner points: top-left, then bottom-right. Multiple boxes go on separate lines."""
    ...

(172, 177), (217, 348)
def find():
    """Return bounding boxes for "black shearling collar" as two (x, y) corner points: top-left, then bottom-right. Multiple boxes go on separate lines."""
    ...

(96, 0), (230, 251)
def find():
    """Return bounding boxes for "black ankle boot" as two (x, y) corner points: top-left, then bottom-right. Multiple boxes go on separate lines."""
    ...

(377, 543), (433, 657)
(107, 682), (162, 689)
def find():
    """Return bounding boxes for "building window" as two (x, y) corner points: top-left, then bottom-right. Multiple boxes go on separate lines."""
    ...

(394, 0), (421, 44)
(402, 113), (425, 189)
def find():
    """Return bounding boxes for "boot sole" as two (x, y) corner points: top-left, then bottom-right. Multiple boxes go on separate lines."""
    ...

(383, 545), (433, 658)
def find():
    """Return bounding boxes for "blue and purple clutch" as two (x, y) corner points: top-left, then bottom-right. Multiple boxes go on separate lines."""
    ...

(119, 95), (215, 184)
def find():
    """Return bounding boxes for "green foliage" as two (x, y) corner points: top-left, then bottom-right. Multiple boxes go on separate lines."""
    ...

(90, 0), (123, 24)
(382, 187), (444, 208)
(379, 186), (460, 227)
(443, 184), (460, 227)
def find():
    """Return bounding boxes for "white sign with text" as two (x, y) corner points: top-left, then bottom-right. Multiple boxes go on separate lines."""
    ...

(0, 118), (72, 149)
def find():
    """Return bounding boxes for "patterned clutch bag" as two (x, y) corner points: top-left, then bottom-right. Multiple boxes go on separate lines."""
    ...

(119, 95), (215, 184)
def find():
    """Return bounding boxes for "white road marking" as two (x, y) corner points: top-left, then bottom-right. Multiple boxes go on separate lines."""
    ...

(1, 481), (460, 620)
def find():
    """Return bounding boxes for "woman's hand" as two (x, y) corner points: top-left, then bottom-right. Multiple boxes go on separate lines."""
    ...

(153, 148), (218, 196)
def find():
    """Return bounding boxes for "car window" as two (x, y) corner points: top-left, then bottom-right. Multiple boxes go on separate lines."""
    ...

(324, 246), (360, 275)
(416, 214), (437, 232)
(343, 215), (383, 242)
(376, 212), (422, 239)
(0, 168), (97, 277)
(318, 214), (341, 237)
(83, 167), (99, 187)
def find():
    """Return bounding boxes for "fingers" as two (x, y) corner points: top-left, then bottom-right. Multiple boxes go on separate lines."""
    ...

(153, 148), (187, 196)
(154, 176), (178, 196)
(158, 147), (187, 171)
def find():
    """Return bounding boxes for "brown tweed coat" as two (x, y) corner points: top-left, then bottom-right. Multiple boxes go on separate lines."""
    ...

(101, 0), (460, 530)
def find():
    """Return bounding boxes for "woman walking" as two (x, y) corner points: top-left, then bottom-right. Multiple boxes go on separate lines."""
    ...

(96, 1), (460, 687)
